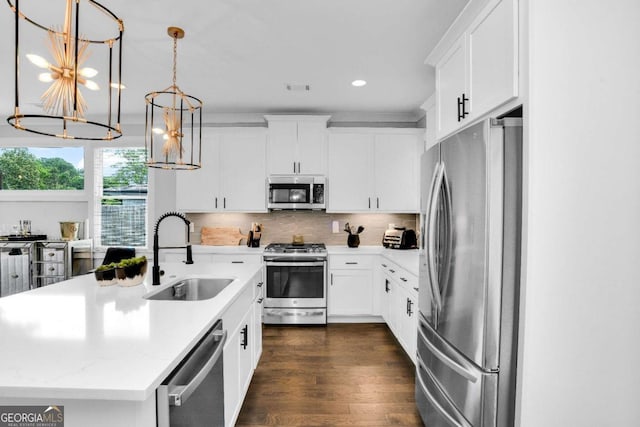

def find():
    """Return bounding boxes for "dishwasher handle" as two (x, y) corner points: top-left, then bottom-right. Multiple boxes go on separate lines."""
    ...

(168, 328), (227, 407)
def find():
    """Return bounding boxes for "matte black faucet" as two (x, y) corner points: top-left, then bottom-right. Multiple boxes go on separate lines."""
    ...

(152, 211), (194, 286)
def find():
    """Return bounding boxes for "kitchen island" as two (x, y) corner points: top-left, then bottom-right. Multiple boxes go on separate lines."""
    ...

(0, 261), (262, 427)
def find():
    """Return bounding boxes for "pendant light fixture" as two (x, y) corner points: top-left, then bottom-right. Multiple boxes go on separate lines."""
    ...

(145, 27), (202, 170)
(6, 0), (124, 140)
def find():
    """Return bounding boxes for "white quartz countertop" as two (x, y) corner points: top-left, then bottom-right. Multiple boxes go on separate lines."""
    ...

(0, 261), (261, 401)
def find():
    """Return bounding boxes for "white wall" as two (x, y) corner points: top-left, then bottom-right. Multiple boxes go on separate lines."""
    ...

(518, 1), (640, 426)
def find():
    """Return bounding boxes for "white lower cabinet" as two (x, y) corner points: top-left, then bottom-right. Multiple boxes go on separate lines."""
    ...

(328, 254), (375, 317)
(379, 259), (418, 364)
(223, 270), (261, 427)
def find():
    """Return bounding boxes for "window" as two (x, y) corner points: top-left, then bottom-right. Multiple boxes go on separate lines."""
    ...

(95, 148), (148, 248)
(0, 147), (84, 190)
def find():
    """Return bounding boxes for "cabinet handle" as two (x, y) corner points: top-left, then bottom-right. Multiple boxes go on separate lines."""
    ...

(377, 197), (380, 209)
(381, 263), (388, 268)
(293, 162), (296, 173)
(400, 277), (408, 282)
(458, 93), (469, 121)
(368, 197), (371, 209)
(257, 281), (264, 287)
(297, 162), (301, 174)
(241, 324), (248, 350)
(215, 197), (218, 209)
(389, 269), (396, 273)
(345, 262), (358, 265)
(48, 267), (56, 272)
(330, 273), (334, 285)
(223, 197), (226, 209)
(257, 298), (263, 304)
(407, 298), (414, 317)
(231, 261), (244, 264)
(10, 274), (19, 279)
(385, 279), (390, 293)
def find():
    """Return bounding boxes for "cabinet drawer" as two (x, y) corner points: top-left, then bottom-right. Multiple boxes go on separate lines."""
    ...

(213, 254), (263, 265)
(329, 254), (374, 270)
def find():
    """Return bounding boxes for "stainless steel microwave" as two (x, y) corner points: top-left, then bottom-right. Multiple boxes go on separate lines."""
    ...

(267, 176), (326, 210)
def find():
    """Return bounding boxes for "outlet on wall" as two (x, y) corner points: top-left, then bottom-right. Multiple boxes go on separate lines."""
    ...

(332, 221), (340, 233)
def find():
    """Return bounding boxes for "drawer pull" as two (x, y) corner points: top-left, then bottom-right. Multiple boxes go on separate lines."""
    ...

(257, 282), (264, 287)
(231, 261), (244, 264)
(345, 262), (358, 265)
(48, 252), (56, 257)
(10, 274), (19, 279)
(400, 277), (408, 282)
(389, 269), (396, 273)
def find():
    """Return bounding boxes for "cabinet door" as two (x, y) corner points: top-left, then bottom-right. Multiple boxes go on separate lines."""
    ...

(398, 288), (418, 364)
(223, 325), (241, 427)
(176, 133), (220, 211)
(468, 0), (518, 120)
(297, 120), (326, 174)
(267, 121), (298, 175)
(435, 34), (467, 139)
(328, 269), (373, 316)
(373, 134), (420, 212)
(219, 130), (267, 212)
(238, 308), (254, 398)
(327, 132), (373, 212)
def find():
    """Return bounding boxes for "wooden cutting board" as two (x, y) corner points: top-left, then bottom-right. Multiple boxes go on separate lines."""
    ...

(201, 227), (246, 246)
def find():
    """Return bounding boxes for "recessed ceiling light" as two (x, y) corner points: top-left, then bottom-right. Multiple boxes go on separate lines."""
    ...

(351, 79), (367, 87)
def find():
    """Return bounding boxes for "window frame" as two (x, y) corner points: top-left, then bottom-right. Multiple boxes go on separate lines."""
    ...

(92, 142), (151, 250)
(0, 141), (88, 202)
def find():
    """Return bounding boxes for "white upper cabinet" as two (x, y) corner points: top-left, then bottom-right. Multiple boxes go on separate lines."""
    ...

(176, 128), (267, 212)
(265, 115), (330, 175)
(326, 132), (372, 211)
(431, 0), (518, 139)
(327, 129), (423, 213)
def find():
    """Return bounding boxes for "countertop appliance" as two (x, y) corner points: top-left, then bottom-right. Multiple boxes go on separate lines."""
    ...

(263, 243), (327, 324)
(416, 117), (523, 427)
(157, 319), (227, 427)
(267, 175), (326, 210)
(382, 227), (418, 249)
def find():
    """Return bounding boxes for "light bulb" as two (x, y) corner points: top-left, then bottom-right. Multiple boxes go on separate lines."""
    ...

(38, 73), (54, 83)
(351, 79), (367, 87)
(26, 54), (50, 69)
(110, 82), (126, 90)
(79, 67), (98, 78)
(163, 134), (169, 141)
(152, 127), (165, 135)
(84, 80), (100, 91)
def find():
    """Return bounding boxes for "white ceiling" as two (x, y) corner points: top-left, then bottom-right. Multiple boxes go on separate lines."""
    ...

(0, 0), (469, 125)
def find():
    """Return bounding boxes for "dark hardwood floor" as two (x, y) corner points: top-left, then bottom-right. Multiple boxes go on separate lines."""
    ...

(236, 323), (424, 426)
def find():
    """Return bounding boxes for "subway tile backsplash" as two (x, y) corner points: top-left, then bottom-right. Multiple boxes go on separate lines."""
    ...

(187, 211), (418, 247)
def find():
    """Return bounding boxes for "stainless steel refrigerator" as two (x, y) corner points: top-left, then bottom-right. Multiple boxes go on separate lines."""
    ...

(416, 117), (523, 427)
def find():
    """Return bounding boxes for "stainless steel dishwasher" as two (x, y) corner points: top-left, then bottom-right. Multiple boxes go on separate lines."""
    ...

(157, 320), (227, 427)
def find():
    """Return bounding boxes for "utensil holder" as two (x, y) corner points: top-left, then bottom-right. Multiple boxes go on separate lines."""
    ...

(347, 234), (360, 248)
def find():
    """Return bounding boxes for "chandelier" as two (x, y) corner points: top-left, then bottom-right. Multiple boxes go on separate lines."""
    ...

(6, 0), (124, 140)
(145, 27), (202, 170)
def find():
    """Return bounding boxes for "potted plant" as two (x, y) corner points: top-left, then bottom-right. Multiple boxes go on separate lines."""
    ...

(94, 262), (118, 286)
(115, 256), (148, 287)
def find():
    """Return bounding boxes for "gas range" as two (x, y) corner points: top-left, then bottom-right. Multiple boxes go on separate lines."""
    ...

(263, 243), (327, 260)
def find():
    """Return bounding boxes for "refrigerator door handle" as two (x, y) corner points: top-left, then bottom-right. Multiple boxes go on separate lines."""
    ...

(416, 356), (473, 427)
(439, 163), (454, 309)
(418, 317), (479, 383)
(427, 162), (445, 313)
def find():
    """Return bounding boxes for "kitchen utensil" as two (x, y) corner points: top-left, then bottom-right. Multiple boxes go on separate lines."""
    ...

(344, 222), (351, 234)
(292, 234), (304, 245)
(356, 225), (365, 234)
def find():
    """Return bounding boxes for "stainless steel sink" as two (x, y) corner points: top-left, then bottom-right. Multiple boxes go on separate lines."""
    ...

(144, 277), (234, 301)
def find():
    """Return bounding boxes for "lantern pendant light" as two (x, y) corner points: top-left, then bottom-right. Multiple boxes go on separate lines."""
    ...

(6, 0), (124, 140)
(145, 27), (202, 170)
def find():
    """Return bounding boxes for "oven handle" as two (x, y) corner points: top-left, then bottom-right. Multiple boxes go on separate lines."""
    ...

(265, 260), (326, 266)
(266, 309), (326, 317)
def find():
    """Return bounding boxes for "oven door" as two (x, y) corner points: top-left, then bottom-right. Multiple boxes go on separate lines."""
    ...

(264, 259), (326, 308)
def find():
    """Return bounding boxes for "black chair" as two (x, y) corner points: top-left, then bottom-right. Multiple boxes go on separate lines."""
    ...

(102, 247), (136, 265)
